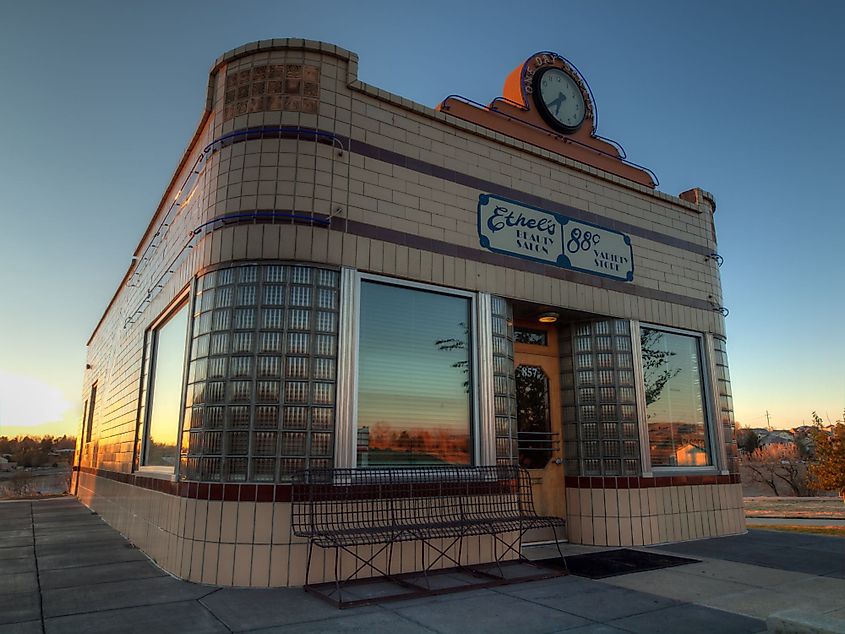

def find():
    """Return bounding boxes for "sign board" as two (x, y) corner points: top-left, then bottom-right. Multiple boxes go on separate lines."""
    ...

(477, 194), (634, 282)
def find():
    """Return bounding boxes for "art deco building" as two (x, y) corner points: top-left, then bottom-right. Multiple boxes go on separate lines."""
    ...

(73, 40), (743, 586)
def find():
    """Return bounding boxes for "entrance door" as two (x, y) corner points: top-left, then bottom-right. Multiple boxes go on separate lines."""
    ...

(514, 323), (565, 525)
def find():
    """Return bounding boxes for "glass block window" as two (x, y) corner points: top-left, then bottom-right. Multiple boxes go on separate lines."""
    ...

(713, 336), (739, 473)
(491, 296), (517, 465)
(181, 263), (339, 482)
(562, 319), (639, 476)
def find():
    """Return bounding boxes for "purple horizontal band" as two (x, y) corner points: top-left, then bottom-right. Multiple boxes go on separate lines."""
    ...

(338, 217), (715, 312)
(204, 125), (714, 257)
(186, 210), (716, 313)
(346, 138), (713, 257)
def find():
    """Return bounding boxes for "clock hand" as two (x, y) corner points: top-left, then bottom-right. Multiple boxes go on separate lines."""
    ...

(550, 92), (567, 115)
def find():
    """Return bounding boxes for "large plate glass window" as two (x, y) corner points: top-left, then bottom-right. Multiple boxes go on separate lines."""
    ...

(640, 326), (711, 467)
(356, 280), (473, 466)
(143, 301), (189, 471)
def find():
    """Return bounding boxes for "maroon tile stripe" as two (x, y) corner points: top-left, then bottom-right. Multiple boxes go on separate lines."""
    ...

(563, 474), (741, 489)
(76, 466), (292, 502)
(76, 466), (738, 499)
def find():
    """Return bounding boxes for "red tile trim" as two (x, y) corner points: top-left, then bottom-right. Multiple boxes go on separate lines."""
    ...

(563, 472), (739, 489)
(77, 467), (740, 498)
(76, 466), (294, 502)
(255, 485), (275, 502)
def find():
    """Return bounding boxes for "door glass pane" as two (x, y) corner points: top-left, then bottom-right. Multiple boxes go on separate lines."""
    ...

(641, 328), (710, 467)
(146, 303), (189, 469)
(516, 365), (552, 469)
(357, 281), (472, 466)
(514, 328), (548, 346)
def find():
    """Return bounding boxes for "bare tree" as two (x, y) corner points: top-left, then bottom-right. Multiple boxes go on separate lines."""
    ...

(640, 329), (681, 408)
(743, 443), (812, 497)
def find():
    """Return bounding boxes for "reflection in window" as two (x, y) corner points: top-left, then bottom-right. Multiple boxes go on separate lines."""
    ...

(516, 365), (552, 469)
(514, 328), (548, 346)
(357, 281), (472, 466)
(641, 327), (709, 467)
(85, 385), (96, 443)
(145, 303), (189, 470)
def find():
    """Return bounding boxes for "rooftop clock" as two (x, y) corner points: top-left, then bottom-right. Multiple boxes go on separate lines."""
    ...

(520, 52), (594, 135)
(437, 50), (657, 188)
(533, 66), (586, 133)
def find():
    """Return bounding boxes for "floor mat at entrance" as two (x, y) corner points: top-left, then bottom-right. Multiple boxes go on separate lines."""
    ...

(539, 549), (699, 579)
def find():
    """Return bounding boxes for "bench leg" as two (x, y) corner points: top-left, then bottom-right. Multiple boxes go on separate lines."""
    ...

(387, 540), (396, 578)
(305, 540), (314, 587)
(418, 534), (464, 575)
(489, 530), (525, 567)
(334, 545), (342, 604)
(551, 524), (569, 573)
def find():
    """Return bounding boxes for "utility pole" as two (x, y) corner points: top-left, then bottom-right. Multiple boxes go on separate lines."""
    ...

(765, 410), (772, 431)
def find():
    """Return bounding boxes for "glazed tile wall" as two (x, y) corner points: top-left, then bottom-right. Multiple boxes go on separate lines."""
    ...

(565, 483), (745, 546)
(76, 39), (738, 576)
(76, 471), (514, 586)
(203, 43), (725, 318)
(77, 36), (728, 475)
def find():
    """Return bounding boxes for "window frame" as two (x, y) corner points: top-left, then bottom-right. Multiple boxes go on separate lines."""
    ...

(636, 322), (719, 474)
(84, 384), (96, 444)
(344, 271), (482, 469)
(138, 288), (193, 477)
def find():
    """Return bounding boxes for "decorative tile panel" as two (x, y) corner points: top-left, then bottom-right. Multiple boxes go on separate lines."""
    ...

(223, 64), (320, 121)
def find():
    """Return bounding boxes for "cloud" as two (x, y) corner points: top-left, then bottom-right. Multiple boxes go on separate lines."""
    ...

(0, 371), (73, 428)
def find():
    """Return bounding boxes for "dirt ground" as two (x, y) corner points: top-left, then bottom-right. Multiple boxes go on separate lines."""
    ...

(744, 496), (845, 519)
(0, 468), (71, 499)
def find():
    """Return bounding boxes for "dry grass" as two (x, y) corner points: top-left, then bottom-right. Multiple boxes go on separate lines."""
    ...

(744, 496), (845, 519)
(752, 524), (845, 537)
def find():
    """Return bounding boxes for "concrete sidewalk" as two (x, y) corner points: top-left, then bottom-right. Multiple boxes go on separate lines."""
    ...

(2, 497), (844, 634)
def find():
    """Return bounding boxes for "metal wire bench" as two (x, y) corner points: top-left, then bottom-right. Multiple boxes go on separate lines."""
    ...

(291, 465), (566, 606)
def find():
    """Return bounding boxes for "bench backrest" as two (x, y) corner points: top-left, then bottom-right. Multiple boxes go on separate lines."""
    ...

(291, 465), (536, 537)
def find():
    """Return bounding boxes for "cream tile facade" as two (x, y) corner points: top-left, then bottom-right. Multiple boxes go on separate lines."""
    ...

(74, 39), (743, 587)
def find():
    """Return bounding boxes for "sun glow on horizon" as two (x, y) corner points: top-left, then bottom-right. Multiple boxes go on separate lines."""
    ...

(0, 370), (79, 437)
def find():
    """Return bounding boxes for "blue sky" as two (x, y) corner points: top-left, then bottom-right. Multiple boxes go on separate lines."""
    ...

(0, 0), (843, 436)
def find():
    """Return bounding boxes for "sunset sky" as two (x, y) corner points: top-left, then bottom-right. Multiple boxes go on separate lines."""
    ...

(0, 0), (843, 438)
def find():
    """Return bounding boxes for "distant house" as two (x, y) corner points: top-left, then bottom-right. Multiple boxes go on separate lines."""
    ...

(0, 456), (16, 472)
(675, 444), (709, 466)
(748, 428), (795, 447)
(760, 432), (793, 447)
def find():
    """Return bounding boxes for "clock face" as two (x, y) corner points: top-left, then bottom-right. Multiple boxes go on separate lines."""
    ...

(535, 67), (586, 132)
